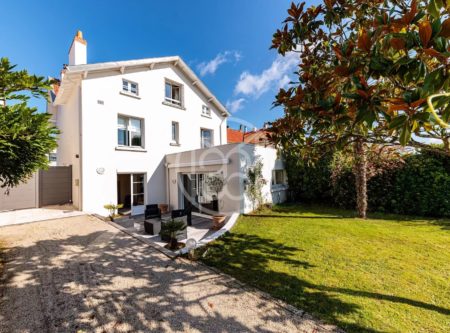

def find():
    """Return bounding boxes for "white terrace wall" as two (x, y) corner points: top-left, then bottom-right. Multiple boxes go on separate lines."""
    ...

(165, 143), (288, 215)
(165, 143), (243, 214)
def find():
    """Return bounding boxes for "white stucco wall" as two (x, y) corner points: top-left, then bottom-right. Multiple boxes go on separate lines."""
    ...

(76, 64), (227, 215)
(239, 144), (288, 213)
(165, 143), (243, 215)
(166, 143), (288, 215)
(55, 85), (82, 208)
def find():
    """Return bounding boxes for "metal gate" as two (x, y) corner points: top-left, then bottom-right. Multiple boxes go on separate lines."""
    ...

(39, 166), (72, 207)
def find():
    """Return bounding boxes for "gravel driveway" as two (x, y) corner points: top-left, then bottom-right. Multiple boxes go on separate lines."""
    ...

(0, 215), (339, 333)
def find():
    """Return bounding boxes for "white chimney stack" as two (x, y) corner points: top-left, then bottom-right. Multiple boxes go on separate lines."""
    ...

(68, 30), (87, 66)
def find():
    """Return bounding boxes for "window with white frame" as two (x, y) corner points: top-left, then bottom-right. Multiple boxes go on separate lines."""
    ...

(171, 121), (179, 144)
(122, 79), (139, 96)
(202, 105), (211, 117)
(200, 128), (213, 148)
(117, 116), (143, 148)
(272, 170), (285, 185)
(165, 80), (182, 106)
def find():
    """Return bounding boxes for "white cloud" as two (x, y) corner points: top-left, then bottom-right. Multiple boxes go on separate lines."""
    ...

(198, 51), (242, 76)
(226, 98), (246, 113)
(234, 53), (298, 98)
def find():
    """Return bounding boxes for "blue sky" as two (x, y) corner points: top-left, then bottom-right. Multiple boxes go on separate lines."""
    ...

(0, 0), (319, 129)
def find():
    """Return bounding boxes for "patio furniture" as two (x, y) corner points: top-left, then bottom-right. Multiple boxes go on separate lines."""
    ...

(144, 219), (161, 235)
(160, 211), (188, 241)
(158, 203), (169, 214)
(145, 204), (161, 220)
(171, 208), (192, 226)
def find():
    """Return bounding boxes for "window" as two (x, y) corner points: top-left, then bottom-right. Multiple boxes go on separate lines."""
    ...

(202, 105), (211, 117)
(165, 81), (182, 106)
(171, 121), (179, 144)
(132, 174), (145, 206)
(48, 153), (57, 162)
(122, 79), (139, 96)
(272, 170), (285, 185)
(200, 129), (213, 148)
(117, 116), (143, 148)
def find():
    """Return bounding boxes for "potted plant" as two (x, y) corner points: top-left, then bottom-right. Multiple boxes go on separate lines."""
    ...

(159, 218), (187, 250)
(206, 174), (226, 229)
(103, 203), (124, 221)
(158, 203), (169, 214)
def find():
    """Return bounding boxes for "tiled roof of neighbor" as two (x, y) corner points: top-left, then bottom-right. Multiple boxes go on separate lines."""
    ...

(227, 128), (245, 143)
(227, 128), (273, 146)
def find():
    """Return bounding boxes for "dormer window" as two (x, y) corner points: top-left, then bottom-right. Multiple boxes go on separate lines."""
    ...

(202, 105), (211, 118)
(165, 80), (183, 107)
(122, 79), (139, 96)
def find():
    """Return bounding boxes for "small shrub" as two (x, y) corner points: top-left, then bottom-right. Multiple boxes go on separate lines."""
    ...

(104, 203), (124, 218)
(160, 218), (187, 250)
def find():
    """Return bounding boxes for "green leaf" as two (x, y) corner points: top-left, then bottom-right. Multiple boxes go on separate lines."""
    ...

(422, 68), (445, 95)
(400, 122), (412, 145)
(389, 115), (407, 129)
(428, 0), (440, 19)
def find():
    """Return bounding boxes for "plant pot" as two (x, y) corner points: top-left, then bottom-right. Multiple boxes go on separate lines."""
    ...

(212, 199), (219, 212)
(212, 214), (226, 230)
(159, 203), (169, 214)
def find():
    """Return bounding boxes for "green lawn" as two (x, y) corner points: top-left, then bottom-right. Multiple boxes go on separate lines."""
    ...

(201, 205), (450, 333)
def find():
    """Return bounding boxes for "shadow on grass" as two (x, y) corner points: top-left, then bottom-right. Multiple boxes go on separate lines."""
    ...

(244, 214), (346, 219)
(201, 231), (450, 333)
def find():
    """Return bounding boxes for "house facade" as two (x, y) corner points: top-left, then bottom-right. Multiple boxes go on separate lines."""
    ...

(49, 31), (287, 216)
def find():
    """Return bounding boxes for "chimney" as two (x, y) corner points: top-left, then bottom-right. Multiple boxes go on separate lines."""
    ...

(68, 30), (87, 66)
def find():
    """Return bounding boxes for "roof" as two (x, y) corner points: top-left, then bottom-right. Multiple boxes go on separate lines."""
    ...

(243, 130), (271, 145)
(227, 128), (245, 143)
(227, 128), (273, 147)
(53, 56), (229, 116)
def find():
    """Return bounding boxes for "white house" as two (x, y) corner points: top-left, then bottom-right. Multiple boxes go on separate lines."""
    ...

(48, 31), (287, 217)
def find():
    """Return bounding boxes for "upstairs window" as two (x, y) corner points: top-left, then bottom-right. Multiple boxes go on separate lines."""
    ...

(122, 79), (139, 96)
(200, 128), (213, 148)
(118, 116), (143, 148)
(202, 105), (211, 117)
(165, 80), (182, 106)
(171, 121), (179, 144)
(48, 153), (57, 162)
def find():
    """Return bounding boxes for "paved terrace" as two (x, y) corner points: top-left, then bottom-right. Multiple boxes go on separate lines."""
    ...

(113, 213), (218, 249)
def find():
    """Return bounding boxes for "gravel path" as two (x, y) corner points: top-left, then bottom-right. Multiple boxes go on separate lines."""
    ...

(0, 215), (340, 333)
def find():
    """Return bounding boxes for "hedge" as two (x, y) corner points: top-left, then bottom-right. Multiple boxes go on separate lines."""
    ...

(286, 150), (450, 218)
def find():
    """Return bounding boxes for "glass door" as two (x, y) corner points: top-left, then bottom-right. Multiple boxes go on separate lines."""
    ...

(131, 173), (145, 215)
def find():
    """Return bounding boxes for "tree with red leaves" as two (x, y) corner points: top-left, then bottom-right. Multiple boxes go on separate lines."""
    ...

(269, 0), (450, 218)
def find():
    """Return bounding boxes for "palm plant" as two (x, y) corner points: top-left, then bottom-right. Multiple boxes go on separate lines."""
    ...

(160, 218), (187, 249)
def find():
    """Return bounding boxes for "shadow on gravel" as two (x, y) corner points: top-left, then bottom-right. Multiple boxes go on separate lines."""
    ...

(0, 225), (340, 333)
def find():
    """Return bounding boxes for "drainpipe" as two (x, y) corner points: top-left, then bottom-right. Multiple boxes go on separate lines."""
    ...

(219, 117), (226, 145)
(165, 162), (170, 208)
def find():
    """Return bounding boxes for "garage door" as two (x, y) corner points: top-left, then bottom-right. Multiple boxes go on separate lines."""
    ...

(39, 166), (72, 206)
(0, 174), (38, 211)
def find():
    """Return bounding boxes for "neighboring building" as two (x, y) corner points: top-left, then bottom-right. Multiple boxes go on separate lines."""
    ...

(48, 31), (287, 216)
(227, 127), (245, 143)
(227, 124), (272, 147)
